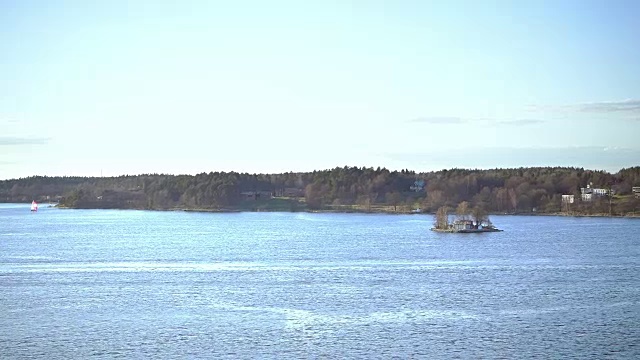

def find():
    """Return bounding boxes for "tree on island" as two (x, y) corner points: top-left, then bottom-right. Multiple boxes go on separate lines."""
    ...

(455, 201), (471, 220)
(434, 206), (450, 230)
(472, 205), (488, 227)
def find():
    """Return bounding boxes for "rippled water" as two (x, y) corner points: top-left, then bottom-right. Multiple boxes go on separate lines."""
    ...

(1, 203), (639, 358)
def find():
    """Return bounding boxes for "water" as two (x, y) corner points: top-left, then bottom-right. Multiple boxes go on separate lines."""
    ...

(1, 203), (639, 359)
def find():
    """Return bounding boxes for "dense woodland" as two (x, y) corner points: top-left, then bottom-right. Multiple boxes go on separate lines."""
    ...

(1, 166), (640, 215)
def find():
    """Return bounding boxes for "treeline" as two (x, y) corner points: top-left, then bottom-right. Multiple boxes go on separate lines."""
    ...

(1, 166), (639, 215)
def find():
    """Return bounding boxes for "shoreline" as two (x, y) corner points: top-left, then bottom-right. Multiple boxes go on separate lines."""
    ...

(41, 203), (640, 218)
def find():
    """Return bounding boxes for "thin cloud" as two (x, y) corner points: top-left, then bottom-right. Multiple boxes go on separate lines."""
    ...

(408, 116), (465, 124)
(0, 136), (51, 146)
(577, 99), (640, 113)
(409, 117), (545, 126)
(496, 119), (545, 126)
(0, 116), (20, 123)
(383, 146), (640, 173)
(528, 99), (640, 114)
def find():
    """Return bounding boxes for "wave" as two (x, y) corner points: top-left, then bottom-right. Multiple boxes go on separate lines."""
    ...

(204, 303), (479, 333)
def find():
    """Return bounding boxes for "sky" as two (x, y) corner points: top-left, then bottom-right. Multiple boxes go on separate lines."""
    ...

(1, 0), (639, 179)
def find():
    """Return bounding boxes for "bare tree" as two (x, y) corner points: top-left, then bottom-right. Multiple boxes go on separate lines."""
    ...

(455, 201), (471, 220)
(472, 205), (488, 226)
(434, 206), (450, 230)
(508, 188), (518, 212)
(386, 191), (402, 212)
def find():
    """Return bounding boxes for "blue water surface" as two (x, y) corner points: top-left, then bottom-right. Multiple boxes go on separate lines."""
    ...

(1, 204), (639, 359)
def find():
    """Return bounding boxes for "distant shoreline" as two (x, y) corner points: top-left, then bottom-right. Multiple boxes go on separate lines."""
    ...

(31, 203), (638, 218)
(4, 166), (639, 220)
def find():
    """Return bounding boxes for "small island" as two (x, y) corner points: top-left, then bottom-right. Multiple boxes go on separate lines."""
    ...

(431, 201), (503, 233)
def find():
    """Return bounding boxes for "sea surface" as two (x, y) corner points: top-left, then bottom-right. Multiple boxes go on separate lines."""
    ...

(1, 203), (639, 359)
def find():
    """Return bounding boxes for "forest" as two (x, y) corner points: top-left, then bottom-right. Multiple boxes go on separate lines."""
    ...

(1, 166), (639, 216)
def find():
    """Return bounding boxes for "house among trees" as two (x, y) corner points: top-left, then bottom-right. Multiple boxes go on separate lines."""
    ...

(282, 188), (305, 197)
(562, 194), (575, 204)
(453, 219), (475, 231)
(580, 184), (609, 202)
(410, 180), (425, 192)
(633, 187), (640, 198)
(409, 180), (425, 192)
(240, 190), (272, 200)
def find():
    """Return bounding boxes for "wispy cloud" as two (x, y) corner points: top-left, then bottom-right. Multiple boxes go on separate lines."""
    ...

(496, 119), (545, 126)
(408, 116), (465, 124)
(383, 146), (640, 173)
(528, 99), (640, 115)
(0, 136), (51, 146)
(0, 116), (20, 123)
(409, 116), (544, 126)
(576, 99), (640, 113)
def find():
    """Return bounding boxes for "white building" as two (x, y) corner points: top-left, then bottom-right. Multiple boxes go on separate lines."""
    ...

(410, 180), (425, 192)
(580, 184), (608, 202)
(562, 195), (574, 204)
(592, 188), (608, 196)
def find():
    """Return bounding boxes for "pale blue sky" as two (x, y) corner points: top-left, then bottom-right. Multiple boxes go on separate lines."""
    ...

(1, 0), (639, 179)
